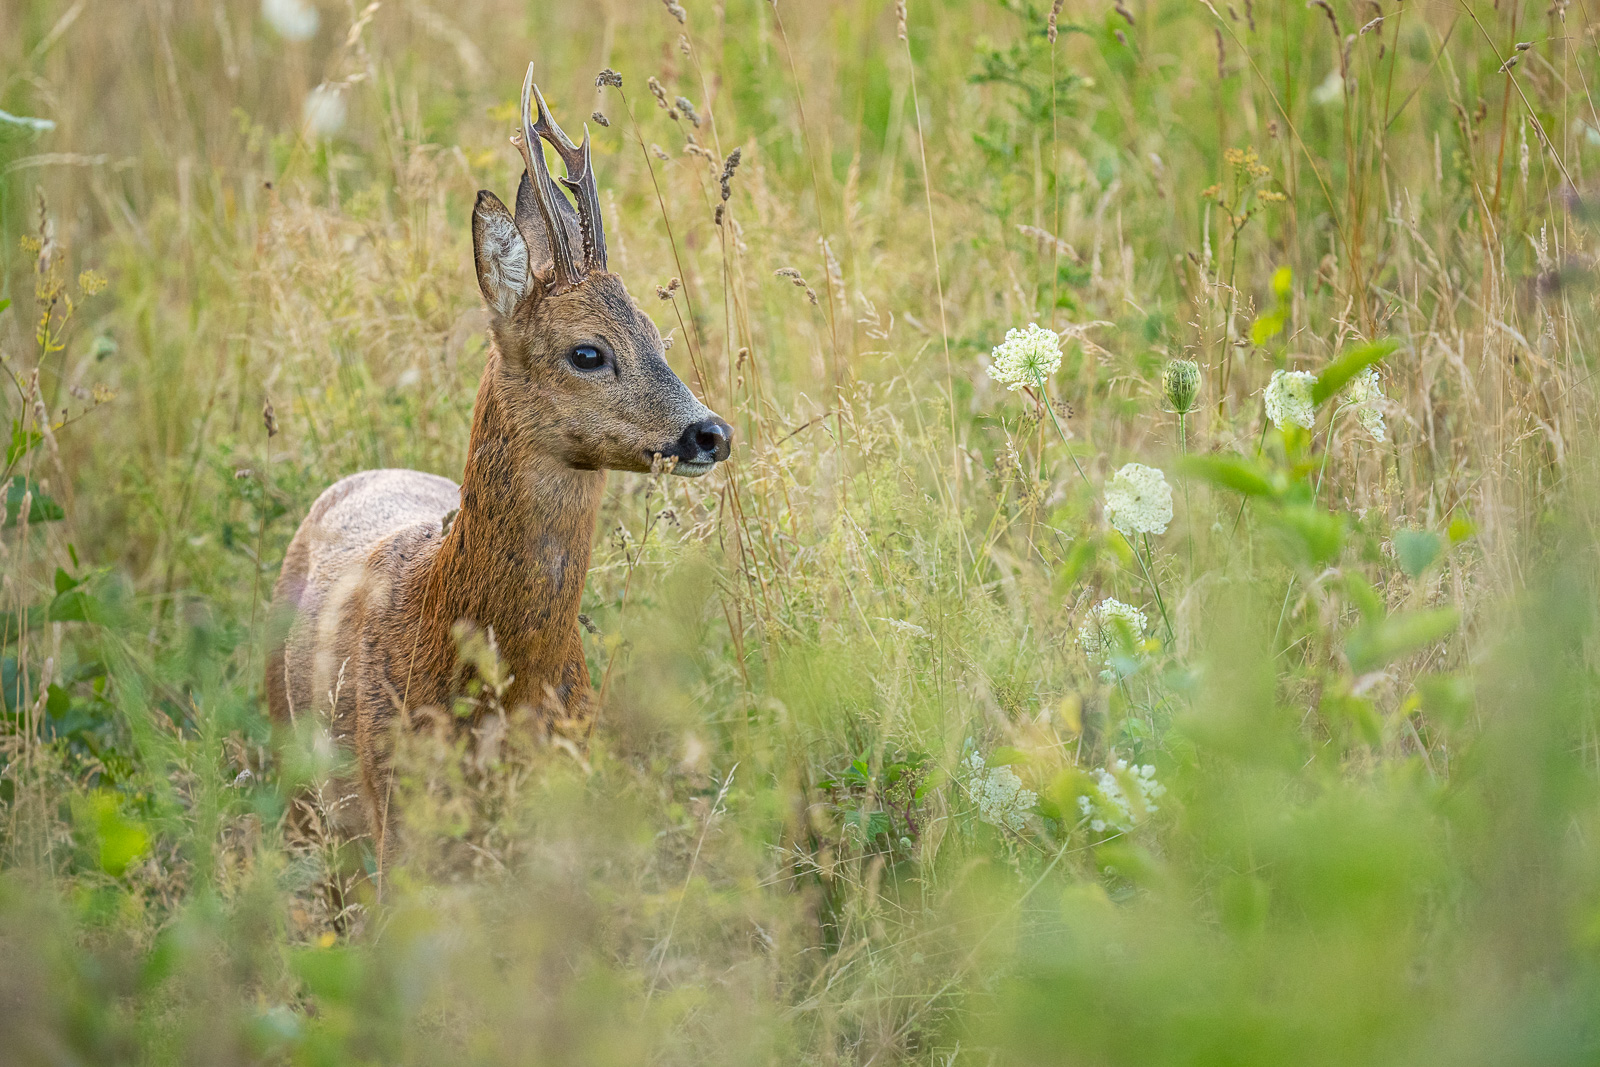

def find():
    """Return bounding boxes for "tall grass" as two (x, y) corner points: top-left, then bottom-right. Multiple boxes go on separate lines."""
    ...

(2, 0), (1599, 1062)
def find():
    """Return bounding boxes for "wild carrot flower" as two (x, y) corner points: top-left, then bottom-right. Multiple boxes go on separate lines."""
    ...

(988, 323), (1062, 391)
(1104, 463), (1173, 537)
(262, 0), (319, 41)
(1264, 368), (1316, 429)
(962, 753), (1036, 832)
(1345, 367), (1387, 442)
(1077, 758), (1166, 833)
(1077, 597), (1148, 664)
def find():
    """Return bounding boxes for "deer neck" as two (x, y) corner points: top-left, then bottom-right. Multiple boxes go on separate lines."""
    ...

(423, 353), (604, 707)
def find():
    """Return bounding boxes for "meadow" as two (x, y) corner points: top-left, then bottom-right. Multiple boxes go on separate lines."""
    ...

(3, 0), (1600, 1062)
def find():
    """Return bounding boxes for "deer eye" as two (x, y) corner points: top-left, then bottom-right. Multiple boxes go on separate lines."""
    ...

(568, 344), (606, 372)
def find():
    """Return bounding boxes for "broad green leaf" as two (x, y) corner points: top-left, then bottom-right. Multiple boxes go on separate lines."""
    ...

(94, 793), (150, 877)
(1179, 455), (1278, 499)
(1265, 503), (1345, 566)
(4, 476), (64, 527)
(53, 567), (80, 595)
(1346, 607), (1460, 674)
(1416, 673), (1475, 730)
(1394, 529), (1443, 578)
(1447, 516), (1477, 543)
(1250, 308), (1285, 346)
(1270, 266), (1293, 298)
(7, 420), (43, 467)
(1313, 339), (1399, 406)
(49, 588), (106, 625)
(290, 945), (367, 1004)
(0, 298), (9, 314)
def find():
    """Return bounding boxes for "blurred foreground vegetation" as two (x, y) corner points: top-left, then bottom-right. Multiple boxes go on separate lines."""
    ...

(4, 0), (1600, 1063)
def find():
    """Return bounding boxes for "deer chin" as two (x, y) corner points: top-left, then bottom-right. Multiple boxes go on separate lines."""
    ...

(671, 458), (716, 478)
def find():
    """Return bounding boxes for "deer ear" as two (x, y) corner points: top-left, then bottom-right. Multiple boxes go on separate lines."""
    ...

(514, 168), (584, 279)
(472, 190), (531, 318)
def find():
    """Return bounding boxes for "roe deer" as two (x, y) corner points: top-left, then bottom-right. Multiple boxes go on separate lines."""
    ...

(265, 65), (731, 851)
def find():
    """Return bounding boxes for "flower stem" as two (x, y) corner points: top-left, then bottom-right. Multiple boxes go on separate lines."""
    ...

(1129, 530), (1175, 644)
(1031, 371), (1093, 493)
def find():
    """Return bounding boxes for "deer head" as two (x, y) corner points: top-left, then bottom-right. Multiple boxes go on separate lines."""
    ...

(469, 64), (732, 476)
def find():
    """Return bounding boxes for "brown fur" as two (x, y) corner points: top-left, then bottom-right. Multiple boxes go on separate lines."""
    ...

(266, 187), (727, 852)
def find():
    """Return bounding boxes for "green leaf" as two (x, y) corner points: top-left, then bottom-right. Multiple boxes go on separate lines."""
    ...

(53, 567), (80, 595)
(4, 476), (64, 527)
(1394, 529), (1443, 578)
(1179, 455), (1279, 499)
(1270, 266), (1293, 299)
(1265, 504), (1345, 567)
(49, 588), (106, 625)
(1250, 308), (1286, 346)
(1416, 673), (1475, 730)
(290, 945), (366, 1004)
(93, 793), (150, 877)
(1346, 607), (1460, 674)
(1313, 339), (1399, 406)
(1447, 516), (1477, 543)
(0, 298), (9, 314)
(7, 420), (44, 467)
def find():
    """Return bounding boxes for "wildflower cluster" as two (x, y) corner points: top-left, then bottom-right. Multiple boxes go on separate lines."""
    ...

(988, 323), (1062, 391)
(962, 753), (1036, 833)
(1264, 368), (1316, 429)
(1077, 758), (1166, 833)
(1077, 597), (1148, 664)
(1104, 462), (1173, 537)
(1345, 367), (1387, 442)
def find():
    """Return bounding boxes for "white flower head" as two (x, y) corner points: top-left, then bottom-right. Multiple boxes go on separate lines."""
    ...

(1345, 367), (1387, 442)
(263, 0), (320, 41)
(988, 323), (1062, 391)
(1264, 368), (1316, 429)
(1104, 462), (1173, 537)
(1076, 758), (1167, 833)
(1077, 597), (1148, 664)
(303, 84), (347, 139)
(962, 752), (1037, 832)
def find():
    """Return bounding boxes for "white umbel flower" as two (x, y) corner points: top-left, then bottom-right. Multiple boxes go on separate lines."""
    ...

(1104, 462), (1173, 537)
(263, 0), (319, 41)
(1264, 368), (1316, 429)
(1077, 758), (1166, 833)
(1345, 368), (1387, 442)
(988, 323), (1062, 391)
(1077, 597), (1148, 663)
(303, 84), (347, 139)
(962, 752), (1037, 832)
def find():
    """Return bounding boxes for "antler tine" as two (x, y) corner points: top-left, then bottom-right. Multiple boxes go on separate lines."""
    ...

(531, 83), (607, 273)
(515, 63), (579, 291)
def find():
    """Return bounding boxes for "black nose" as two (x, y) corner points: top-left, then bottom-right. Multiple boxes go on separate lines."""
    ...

(679, 417), (732, 464)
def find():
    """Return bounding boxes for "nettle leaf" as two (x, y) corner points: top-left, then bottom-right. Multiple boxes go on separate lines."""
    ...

(1179, 455), (1279, 499)
(1347, 607), (1460, 674)
(1313, 339), (1399, 406)
(1394, 529), (1444, 578)
(4, 476), (64, 527)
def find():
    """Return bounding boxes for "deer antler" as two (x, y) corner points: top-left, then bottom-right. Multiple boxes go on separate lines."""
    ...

(530, 84), (607, 274)
(515, 63), (580, 292)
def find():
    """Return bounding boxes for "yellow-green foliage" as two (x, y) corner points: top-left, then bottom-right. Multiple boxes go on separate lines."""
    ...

(2, 0), (1599, 1064)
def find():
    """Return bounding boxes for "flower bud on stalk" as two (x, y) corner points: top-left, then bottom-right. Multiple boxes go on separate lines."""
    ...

(1164, 359), (1200, 414)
